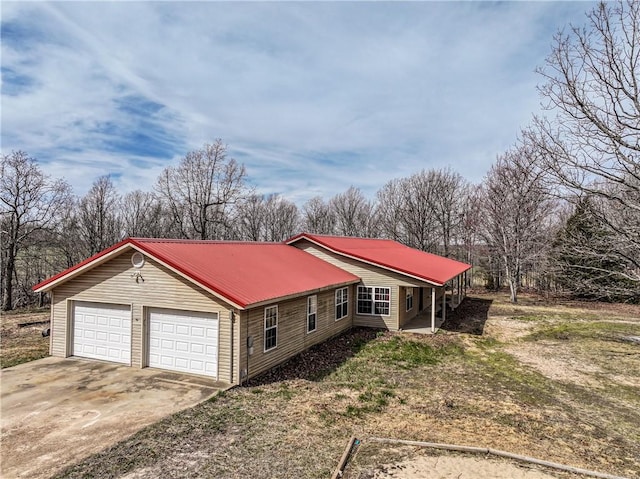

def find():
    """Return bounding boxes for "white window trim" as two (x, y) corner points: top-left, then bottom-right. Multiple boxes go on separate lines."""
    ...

(357, 285), (391, 316)
(264, 305), (278, 352)
(335, 287), (348, 321)
(307, 295), (317, 333)
(406, 287), (414, 312)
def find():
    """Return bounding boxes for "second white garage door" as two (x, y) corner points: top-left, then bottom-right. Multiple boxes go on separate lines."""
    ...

(148, 309), (219, 378)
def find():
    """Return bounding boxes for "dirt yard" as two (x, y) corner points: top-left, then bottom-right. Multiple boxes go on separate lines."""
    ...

(0, 308), (50, 368)
(5, 293), (640, 479)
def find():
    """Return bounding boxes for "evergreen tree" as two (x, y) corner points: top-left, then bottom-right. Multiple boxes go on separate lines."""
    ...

(552, 197), (639, 302)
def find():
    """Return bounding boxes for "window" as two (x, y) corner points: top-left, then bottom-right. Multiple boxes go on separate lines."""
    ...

(264, 305), (278, 351)
(357, 286), (391, 316)
(406, 287), (414, 312)
(357, 286), (372, 314)
(335, 287), (348, 320)
(307, 296), (317, 333)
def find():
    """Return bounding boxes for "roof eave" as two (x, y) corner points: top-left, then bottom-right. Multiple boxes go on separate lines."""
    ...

(287, 234), (453, 286)
(33, 240), (134, 292)
(244, 278), (360, 310)
(33, 239), (247, 310)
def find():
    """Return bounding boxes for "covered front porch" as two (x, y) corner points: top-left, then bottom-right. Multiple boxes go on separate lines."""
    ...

(401, 271), (468, 334)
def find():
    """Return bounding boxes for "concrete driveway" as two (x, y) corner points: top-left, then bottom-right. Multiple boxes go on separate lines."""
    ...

(1, 357), (230, 479)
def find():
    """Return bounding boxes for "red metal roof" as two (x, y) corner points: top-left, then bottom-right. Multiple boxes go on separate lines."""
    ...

(33, 238), (360, 309)
(286, 233), (471, 286)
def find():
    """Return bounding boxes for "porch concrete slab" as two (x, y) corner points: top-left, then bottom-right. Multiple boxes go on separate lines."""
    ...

(401, 313), (445, 334)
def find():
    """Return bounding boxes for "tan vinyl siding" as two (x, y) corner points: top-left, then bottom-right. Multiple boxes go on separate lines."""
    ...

(294, 240), (436, 330)
(50, 249), (237, 383)
(241, 286), (353, 380)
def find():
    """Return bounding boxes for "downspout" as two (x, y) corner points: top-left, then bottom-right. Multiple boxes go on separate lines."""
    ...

(49, 290), (54, 355)
(229, 310), (234, 384)
(245, 311), (249, 386)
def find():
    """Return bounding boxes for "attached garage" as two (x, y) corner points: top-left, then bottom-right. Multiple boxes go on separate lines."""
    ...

(148, 308), (219, 378)
(73, 302), (131, 364)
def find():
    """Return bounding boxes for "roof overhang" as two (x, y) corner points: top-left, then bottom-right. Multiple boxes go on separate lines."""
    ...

(33, 240), (133, 293)
(286, 233), (471, 286)
(33, 238), (247, 310)
(244, 278), (361, 310)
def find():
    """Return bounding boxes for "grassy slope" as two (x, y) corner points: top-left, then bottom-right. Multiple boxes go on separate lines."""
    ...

(48, 293), (640, 478)
(0, 308), (50, 368)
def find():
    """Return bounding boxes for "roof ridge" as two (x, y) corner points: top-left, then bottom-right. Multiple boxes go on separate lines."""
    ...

(131, 238), (284, 245)
(297, 232), (398, 242)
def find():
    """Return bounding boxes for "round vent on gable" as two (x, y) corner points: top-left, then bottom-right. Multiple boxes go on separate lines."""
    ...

(131, 252), (145, 269)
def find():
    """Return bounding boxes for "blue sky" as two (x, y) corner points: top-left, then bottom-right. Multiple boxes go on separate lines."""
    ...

(1, 1), (595, 203)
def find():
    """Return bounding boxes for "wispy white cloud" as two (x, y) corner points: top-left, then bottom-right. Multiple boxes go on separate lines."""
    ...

(1, 1), (594, 201)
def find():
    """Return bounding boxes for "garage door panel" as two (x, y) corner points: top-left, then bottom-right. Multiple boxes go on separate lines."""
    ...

(176, 325), (190, 335)
(175, 358), (189, 368)
(73, 302), (131, 364)
(205, 344), (216, 355)
(148, 308), (218, 378)
(162, 323), (174, 334)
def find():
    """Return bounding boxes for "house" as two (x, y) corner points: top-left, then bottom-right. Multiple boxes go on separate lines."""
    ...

(33, 235), (470, 384)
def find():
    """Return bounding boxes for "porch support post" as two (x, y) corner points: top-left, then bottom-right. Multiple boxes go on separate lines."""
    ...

(431, 287), (436, 333)
(453, 276), (458, 308)
(464, 271), (467, 298)
(457, 275), (462, 307)
(442, 284), (447, 325)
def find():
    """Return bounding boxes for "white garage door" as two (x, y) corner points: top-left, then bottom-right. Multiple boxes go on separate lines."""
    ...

(73, 302), (131, 364)
(148, 309), (218, 378)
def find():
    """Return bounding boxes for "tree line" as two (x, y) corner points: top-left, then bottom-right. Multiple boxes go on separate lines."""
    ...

(1, 0), (638, 310)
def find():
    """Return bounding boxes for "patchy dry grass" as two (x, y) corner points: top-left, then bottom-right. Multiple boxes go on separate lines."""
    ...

(0, 308), (50, 368)
(51, 293), (640, 479)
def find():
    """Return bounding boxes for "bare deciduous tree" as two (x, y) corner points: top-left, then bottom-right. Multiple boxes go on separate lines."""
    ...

(52, 194), (83, 269)
(457, 183), (483, 283)
(430, 168), (467, 257)
(399, 172), (438, 252)
(233, 194), (266, 241)
(329, 186), (378, 237)
(156, 140), (247, 240)
(233, 193), (299, 242)
(301, 196), (335, 235)
(481, 145), (555, 303)
(378, 169), (469, 257)
(376, 178), (407, 242)
(263, 194), (300, 242)
(529, 0), (640, 290)
(120, 190), (166, 238)
(1, 151), (71, 310)
(78, 175), (122, 256)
